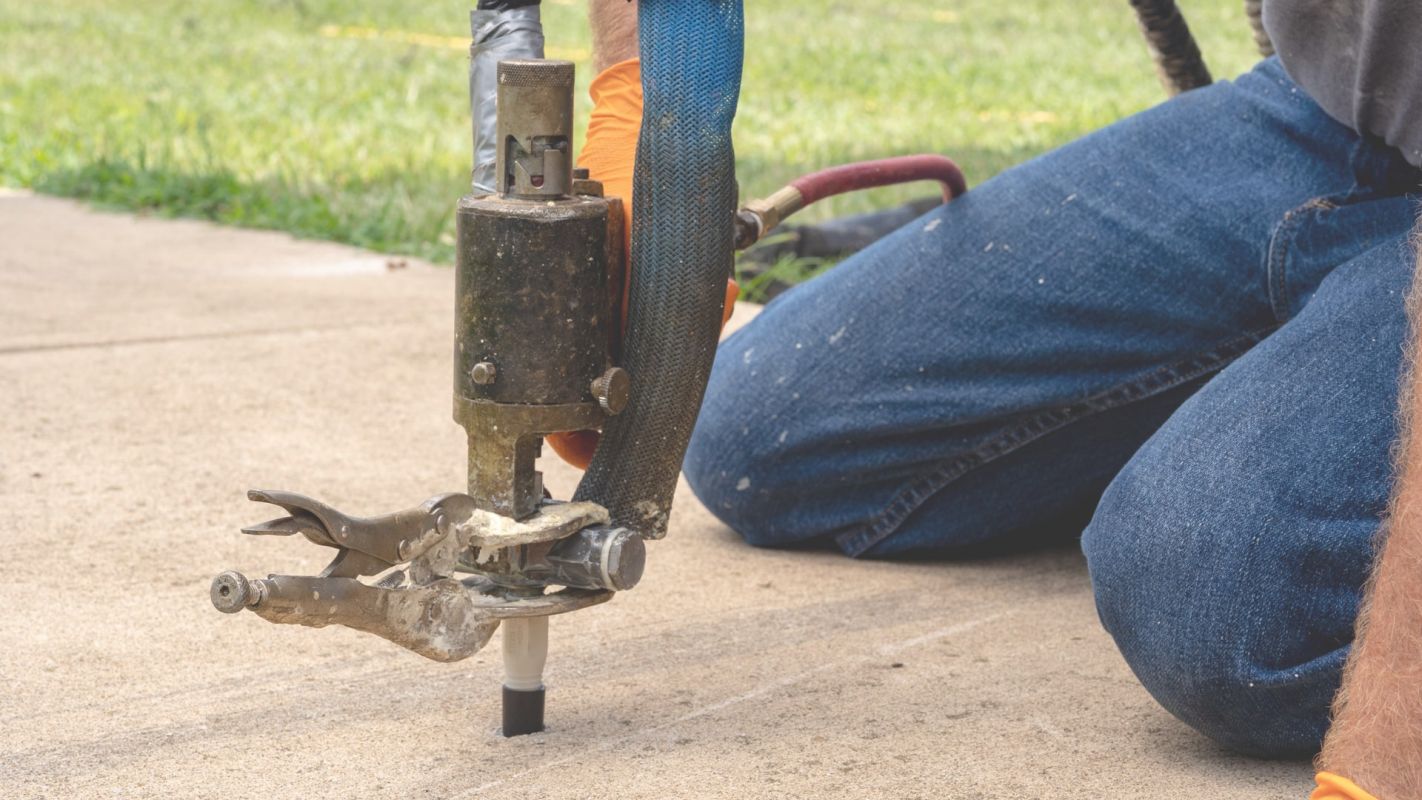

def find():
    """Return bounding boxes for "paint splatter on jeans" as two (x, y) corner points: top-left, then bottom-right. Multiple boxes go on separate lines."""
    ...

(685, 58), (1422, 757)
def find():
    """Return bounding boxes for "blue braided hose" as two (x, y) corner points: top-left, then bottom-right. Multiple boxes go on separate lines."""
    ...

(574, 0), (745, 538)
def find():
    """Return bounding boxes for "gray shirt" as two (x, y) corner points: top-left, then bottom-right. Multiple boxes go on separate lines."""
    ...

(1265, 0), (1422, 166)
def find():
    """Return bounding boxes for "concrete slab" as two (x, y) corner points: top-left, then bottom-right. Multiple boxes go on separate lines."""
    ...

(0, 192), (1314, 798)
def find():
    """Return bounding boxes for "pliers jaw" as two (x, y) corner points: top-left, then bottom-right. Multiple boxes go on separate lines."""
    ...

(238, 489), (475, 576)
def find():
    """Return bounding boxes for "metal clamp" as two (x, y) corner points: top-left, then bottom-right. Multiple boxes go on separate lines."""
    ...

(212, 490), (643, 661)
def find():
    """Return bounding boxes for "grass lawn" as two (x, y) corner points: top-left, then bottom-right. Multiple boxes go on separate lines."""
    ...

(1, 0), (1261, 278)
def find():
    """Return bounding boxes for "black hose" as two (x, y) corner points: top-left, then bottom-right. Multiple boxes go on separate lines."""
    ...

(1128, 0), (1212, 95)
(1244, 0), (1274, 57)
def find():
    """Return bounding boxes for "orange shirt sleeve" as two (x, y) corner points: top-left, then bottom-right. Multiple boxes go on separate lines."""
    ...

(578, 57), (641, 255)
(546, 57), (739, 471)
(577, 56), (739, 324)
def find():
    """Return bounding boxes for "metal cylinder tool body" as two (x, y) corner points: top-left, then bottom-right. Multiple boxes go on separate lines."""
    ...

(456, 198), (612, 410)
(454, 194), (619, 519)
(454, 58), (626, 736)
(455, 59), (625, 523)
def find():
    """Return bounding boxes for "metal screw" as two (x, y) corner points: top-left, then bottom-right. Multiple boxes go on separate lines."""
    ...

(470, 361), (497, 385)
(211, 571), (252, 614)
(590, 367), (630, 415)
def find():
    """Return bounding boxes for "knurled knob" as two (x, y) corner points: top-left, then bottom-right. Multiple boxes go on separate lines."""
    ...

(590, 367), (630, 415)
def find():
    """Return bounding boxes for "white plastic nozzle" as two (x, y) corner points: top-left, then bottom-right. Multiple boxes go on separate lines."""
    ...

(502, 615), (548, 691)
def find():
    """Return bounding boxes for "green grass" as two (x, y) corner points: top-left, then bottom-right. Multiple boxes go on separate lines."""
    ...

(0, 0), (1261, 270)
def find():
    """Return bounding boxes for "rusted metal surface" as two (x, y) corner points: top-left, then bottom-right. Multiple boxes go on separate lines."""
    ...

(453, 170), (621, 519)
(454, 397), (600, 519)
(454, 195), (616, 406)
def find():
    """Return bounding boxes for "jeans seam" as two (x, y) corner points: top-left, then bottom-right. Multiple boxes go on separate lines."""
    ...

(1266, 202), (1316, 323)
(833, 326), (1280, 556)
(1267, 194), (1370, 323)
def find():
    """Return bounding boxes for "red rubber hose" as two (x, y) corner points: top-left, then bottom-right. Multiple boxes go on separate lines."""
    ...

(789, 154), (967, 205)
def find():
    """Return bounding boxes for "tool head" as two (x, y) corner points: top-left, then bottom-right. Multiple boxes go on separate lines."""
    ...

(494, 59), (575, 198)
(501, 685), (546, 736)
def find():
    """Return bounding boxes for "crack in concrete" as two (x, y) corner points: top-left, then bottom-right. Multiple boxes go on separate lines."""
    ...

(0, 322), (413, 356)
(453, 611), (1010, 798)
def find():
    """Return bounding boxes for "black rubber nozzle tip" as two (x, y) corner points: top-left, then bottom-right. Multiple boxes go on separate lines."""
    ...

(501, 685), (545, 737)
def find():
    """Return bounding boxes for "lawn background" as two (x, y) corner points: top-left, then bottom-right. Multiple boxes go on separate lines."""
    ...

(1, 0), (1261, 276)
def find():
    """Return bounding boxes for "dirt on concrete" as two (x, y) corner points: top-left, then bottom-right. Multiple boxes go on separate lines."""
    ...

(0, 191), (1313, 798)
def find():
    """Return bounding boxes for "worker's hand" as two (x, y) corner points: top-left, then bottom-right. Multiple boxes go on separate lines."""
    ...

(1310, 772), (1380, 800)
(545, 58), (738, 470)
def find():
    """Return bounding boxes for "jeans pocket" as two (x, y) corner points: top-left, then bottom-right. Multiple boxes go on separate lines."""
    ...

(1265, 190), (1420, 321)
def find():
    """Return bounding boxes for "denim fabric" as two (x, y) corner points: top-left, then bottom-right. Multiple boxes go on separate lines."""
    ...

(684, 59), (1421, 757)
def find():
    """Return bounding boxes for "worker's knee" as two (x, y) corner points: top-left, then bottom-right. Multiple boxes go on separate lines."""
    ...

(683, 409), (772, 546)
(684, 329), (817, 548)
(1082, 455), (1335, 758)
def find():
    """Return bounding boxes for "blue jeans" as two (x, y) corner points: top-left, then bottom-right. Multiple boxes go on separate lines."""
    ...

(685, 59), (1422, 757)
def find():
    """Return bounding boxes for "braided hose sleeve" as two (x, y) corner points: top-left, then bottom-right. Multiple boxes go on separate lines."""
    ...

(573, 0), (744, 538)
(1244, 0), (1274, 57)
(1128, 0), (1212, 95)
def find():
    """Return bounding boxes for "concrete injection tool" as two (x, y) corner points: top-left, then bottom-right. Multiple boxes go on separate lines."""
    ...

(209, 0), (966, 737)
(210, 55), (637, 738)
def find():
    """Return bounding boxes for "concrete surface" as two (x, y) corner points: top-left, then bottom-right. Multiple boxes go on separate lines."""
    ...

(0, 191), (1314, 798)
